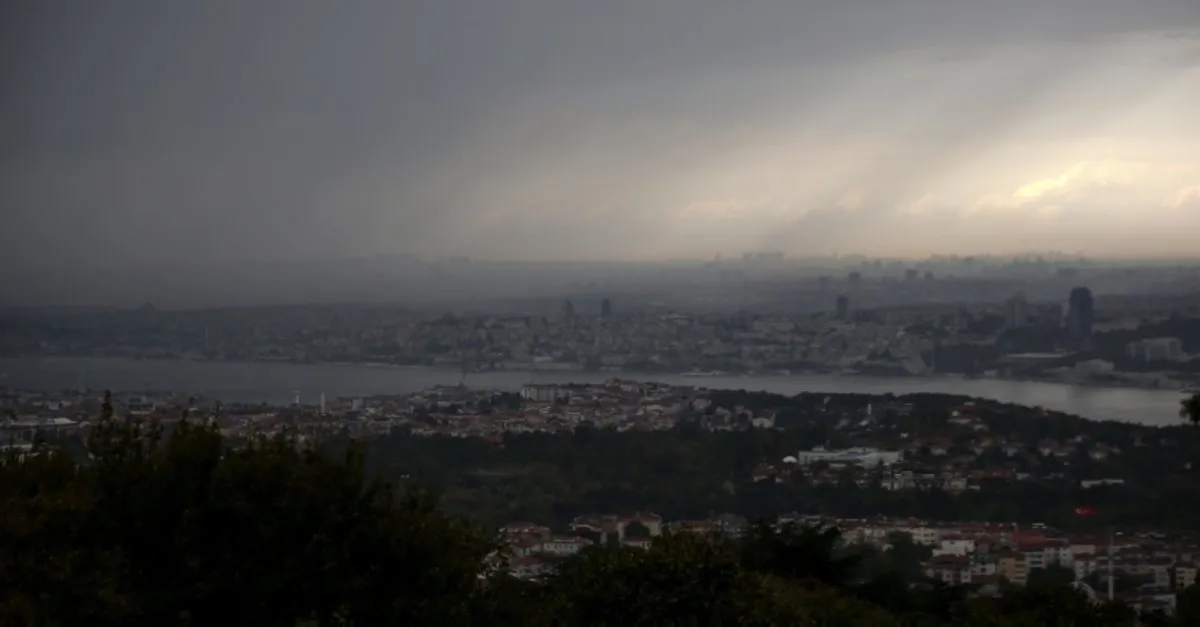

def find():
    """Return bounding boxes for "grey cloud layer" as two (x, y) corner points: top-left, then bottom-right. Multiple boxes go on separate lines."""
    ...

(2, 1), (1199, 292)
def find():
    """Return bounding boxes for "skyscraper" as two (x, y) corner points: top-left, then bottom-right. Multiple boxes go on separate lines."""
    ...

(1065, 287), (1094, 350)
(561, 299), (575, 322)
(600, 298), (612, 319)
(1005, 292), (1028, 329)
(835, 295), (850, 320)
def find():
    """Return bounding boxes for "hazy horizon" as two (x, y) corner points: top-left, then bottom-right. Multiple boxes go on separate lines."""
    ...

(3, 1), (1199, 304)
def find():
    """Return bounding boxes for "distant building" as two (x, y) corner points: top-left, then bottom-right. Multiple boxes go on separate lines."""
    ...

(1005, 292), (1028, 329)
(924, 271), (934, 282)
(600, 298), (613, 319)
(835, 295), (850, 320)
(848, 271), (862, 285)
(520, 384), (570, 403)
(996, 353), (1071, 377)
(955, 307), (971, 330)
(743, 251), (784, 263)
(795, 447), (903, 467)
(1065, 287), (1094, 350)
(905, 268), (918, 282)
(0, 417), (80, 446)
(1126, 337), (1183, 362)
(561, 299), (575, 322)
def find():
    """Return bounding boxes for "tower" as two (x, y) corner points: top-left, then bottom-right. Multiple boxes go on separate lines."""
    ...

(1065, 286), (1094, 350)
(1005, 292), (1028, 329)
(835, 295), (850, 321)
(600, 298), (612, 319)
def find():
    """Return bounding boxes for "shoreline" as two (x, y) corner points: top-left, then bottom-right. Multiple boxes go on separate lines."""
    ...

(3, 354), (1191, 393)
(1, 355), (1187, 425)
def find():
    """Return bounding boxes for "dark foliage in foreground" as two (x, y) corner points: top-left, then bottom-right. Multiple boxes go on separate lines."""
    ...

(3, 399), (1197, 626)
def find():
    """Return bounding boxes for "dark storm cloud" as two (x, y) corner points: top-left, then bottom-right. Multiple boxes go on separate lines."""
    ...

(1, 1), (1198, 304)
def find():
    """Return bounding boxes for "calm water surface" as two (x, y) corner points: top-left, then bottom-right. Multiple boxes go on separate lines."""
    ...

(0, 357), (1187, 426)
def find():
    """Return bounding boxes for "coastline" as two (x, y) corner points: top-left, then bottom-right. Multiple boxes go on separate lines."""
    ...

(324, 361), (1197, 393)
(3, 354), (1192, 393)
(1, 355), (1188, 425)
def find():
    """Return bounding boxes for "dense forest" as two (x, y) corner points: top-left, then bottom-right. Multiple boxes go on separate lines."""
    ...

(4, 396), (1199, 626)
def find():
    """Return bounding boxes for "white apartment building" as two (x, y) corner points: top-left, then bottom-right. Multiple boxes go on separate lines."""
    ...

(934, 537), (976, 557)
(795, 447), (904, 467)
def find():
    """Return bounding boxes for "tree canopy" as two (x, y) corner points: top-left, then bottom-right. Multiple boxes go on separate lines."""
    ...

(1181, 392), (1200, 426)
(2, 399), (1194, 626)
(2, 398), (495, 626)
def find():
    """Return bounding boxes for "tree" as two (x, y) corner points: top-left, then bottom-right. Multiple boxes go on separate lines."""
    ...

(1026, 565), (1078, 588)
(739, 520), (862, 588)
(546, 532), (896, 626)
(1, 411), (499, 626)
(878, 532), (932, 580)
(1176, 585), (1200, 627)
(546, 533), (765, 626)
(958, 585), (1139, 627)
(1181, 393), (1200, 426)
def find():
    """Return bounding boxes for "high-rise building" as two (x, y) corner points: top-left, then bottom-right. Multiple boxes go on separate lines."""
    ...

(905, 268), (918, 282)
(955, 307), (970, 330)
(847, 271), (862, 285)
(561, 299), (575, 322)
(1065, 287), (1094, 350)
(1005, 292), (1028, 329)
(600, 298), (612, 319)
(835, 295), (850, 320)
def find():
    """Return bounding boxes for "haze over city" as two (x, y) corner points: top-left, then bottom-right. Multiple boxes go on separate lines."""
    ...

(2, 1), (1199, 306)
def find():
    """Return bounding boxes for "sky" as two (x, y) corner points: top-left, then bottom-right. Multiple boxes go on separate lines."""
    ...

(2, 0), (1199, 280)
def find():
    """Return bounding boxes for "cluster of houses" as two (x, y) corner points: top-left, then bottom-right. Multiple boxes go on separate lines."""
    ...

(3, 380), (723, 445)
(5, 383), (1162, 525)
(5, 386), (1149, 499)
(751, 401), (1133, 492)
(497, 513), (1196, 615)
(899, 519), (1194, 615)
